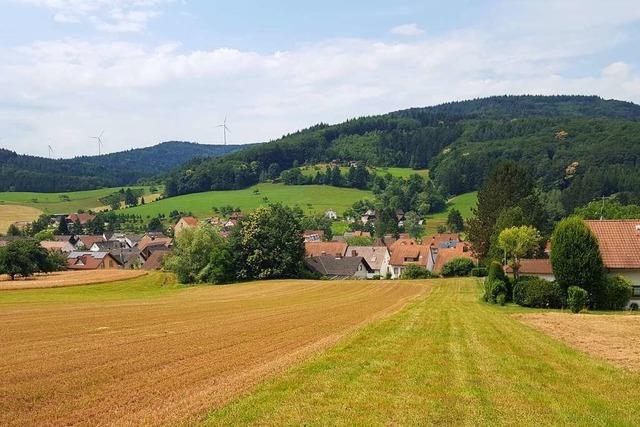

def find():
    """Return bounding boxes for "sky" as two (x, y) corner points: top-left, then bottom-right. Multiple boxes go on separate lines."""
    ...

(1, 0), (640, 158)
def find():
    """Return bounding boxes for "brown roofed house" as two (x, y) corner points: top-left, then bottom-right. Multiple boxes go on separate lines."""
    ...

(432, 243), (476, 273)
(346, 246), (390, 278)
(304, 256), (372, 279)
(67, 251), (122, 270)
(66, 213), (96, 225)
(305, 241), (348, 258)
(173, 216), (199, 236)
(388, 244), (431, 278)
(504, 258), (554, 280)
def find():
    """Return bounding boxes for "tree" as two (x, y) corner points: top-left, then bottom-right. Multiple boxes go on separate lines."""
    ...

(403, 211), (423, 239)
(56, 217), (69, 235)
(550, 217), (604, 301)
(6, 224), (22, 236)
(497, 226), (541, 279)
(163, 226), (233, 284)
(467, 162), (547, 261)
(34, 229), (55, 241)
(124, 188), (138, 207)
(0, 238), (58, 280)
(446, 209), (464, 232)
(229, 203), (305, 280)
(147, 217), (164, 233)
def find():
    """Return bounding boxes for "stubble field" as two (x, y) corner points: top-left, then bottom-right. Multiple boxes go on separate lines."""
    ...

(0, 270), (148, 290)
(0, 275), (426, 426)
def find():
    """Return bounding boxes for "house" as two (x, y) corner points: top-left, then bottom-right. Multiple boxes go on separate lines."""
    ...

(388, 245), (431, 278)
(73, 235), (105, 250)
(109, 248), (142, 269)
(105, 232), (141, 248)
(304, 256), (372, 279)
(142, 250), (169, 270)
(425, 233), (460, 249)
(303, 230), (325, 242)
(305, 241), (348, 258)
(431, 243), (476, 273)
(360, 209), (376, 224)
(585, 220), (640, 306)
(505, 258), (554, 281)
(174, 216), (199, 236)
(325, 209), (338, 220)
(67, 251), (122, 270)
(40, 240), (75, 253)
(346, 246), (391, 278)
(387, 237), (418, 254)
(66, 213), (96, 226)
(138, 233), (172, 253)
(90, 240), (126, 252)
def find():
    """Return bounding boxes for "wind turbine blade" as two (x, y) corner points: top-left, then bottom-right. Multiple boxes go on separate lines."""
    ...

(224, 125), (231, 133)
(99, 130), (104, 138)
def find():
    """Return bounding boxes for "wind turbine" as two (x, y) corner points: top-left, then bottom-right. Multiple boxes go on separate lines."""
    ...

(48, 144), (53, 159)
(91, 131), (104, 155)
(216, 116), (231, 145)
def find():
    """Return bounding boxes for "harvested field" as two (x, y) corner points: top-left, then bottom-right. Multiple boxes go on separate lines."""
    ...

(518, 312), (640, 372)
(0, 204), (42, 233)
(0, 270), (147, 290)
(0, 277), (427, 426)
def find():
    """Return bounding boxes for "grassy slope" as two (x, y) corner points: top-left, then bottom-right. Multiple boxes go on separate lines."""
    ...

(120, 183), (372, 218)
(424, 191), (477, 235)
(205, 278), (640, 426)
(0, 205), (42, 233)
(0, 186), (155, 214)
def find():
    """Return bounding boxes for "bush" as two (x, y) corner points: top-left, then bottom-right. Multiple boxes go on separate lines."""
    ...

(471, 267), (488, 277)
(512, 277), (564, 308)
(567, 286), (588, 313)
(598, 275), (632, 310)
(487, 261), (506, 282)
(496, 293), (506, 306)
(630, 302), (639, 311)
(441, 257), (475, 277)
(484, 279), (508, 303)
(401, 264), (435, 279)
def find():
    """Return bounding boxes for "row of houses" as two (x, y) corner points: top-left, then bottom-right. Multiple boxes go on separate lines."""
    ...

(303, 232), (475, 279)
(38, 231), (172, 271)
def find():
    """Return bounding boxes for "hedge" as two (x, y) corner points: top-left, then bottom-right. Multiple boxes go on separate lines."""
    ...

(512, 277), (564, 308)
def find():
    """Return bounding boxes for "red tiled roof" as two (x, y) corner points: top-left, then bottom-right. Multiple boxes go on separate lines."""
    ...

(181, 216), (199, 227)
(389, 245), (430, 267)
(76, 235), (104, 249)
(505, 258), (552, 275)
(585, 220), (640, 269)
(388, 238), (418, 253)
(66, 213), (96, 224)
(425, 233), (460, 247)
(433, 244), (476, 272)
(305, 241), (348, 258)
(142, 251), (169, 270)
(138, 236), (172, 252)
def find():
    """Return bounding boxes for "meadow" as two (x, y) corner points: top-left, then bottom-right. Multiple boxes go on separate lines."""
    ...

(424, 191), (477, 235)
(0, 274), (424, 425)
(120, 183), (372, 218)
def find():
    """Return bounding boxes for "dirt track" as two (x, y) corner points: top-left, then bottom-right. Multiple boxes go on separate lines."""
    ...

(0, 279), (427, 426)
(0, 270), (147, 290)
(518, 312), (640, 372)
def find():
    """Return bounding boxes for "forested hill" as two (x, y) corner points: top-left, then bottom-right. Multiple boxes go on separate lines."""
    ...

(166, 95), (640, 211)
(0, 141), (247, 192)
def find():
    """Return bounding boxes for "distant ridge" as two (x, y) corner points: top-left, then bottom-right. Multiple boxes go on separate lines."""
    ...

(0, 141), (248, 192)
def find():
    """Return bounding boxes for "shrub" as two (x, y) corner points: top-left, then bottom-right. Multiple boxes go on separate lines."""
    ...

(630, 302), (639, 311)
(550, 217), (604, 296)
(471, 267), (488, 277)
(496, 293), (506, 306)
(487, 261), (507, 282)
(567, 286), (588, 313)
(484, 279), (508, 304)
(512, 277), (564, 308)
(598, 275), (632, 310)
(401, 264), (435, 279)
(441, 257), (475, 277)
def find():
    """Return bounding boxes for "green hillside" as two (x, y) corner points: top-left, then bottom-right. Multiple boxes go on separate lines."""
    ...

(300, 164), (428, 179)
(0, 186), (156, 214)
(120, 183), (371, 218)
(424, 191), (478, 235)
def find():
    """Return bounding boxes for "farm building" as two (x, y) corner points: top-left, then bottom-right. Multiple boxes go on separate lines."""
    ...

(67, 251), (122, 270)
(305, 241), (348, 258)
(173, 216), (199, 236)
(504, 258), (554, 280)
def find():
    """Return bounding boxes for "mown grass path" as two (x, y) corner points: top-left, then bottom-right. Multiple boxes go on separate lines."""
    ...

(206, 278), (640, 426)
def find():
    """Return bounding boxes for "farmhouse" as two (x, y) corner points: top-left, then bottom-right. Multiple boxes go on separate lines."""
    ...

(388, 245), (431, 278)
(67, 251), (122, 270)
(66, 213), (96, 228)
(142, 250), (169, 270)
(585, 220), (640, 305)
(173, 216), (198, 236)
(305, 241), (348, 258)
(303, 230), (325, 242)
(431, 243), (476, 273)
(304, 255), (372, 279)
(346, 246), (390, 278)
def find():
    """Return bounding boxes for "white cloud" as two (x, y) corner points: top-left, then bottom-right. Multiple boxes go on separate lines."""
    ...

(1, 1), (640, 157)
(390, 23), (425, 37)
(15, 0), (170, 32)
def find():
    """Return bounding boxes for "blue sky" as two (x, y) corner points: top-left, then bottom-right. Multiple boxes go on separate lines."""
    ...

(1, 0), (639, 157)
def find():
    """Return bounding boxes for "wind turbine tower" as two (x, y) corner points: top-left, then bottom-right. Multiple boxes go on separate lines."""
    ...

(91, 131), (104, 155)
(216, 116), (231, 145)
